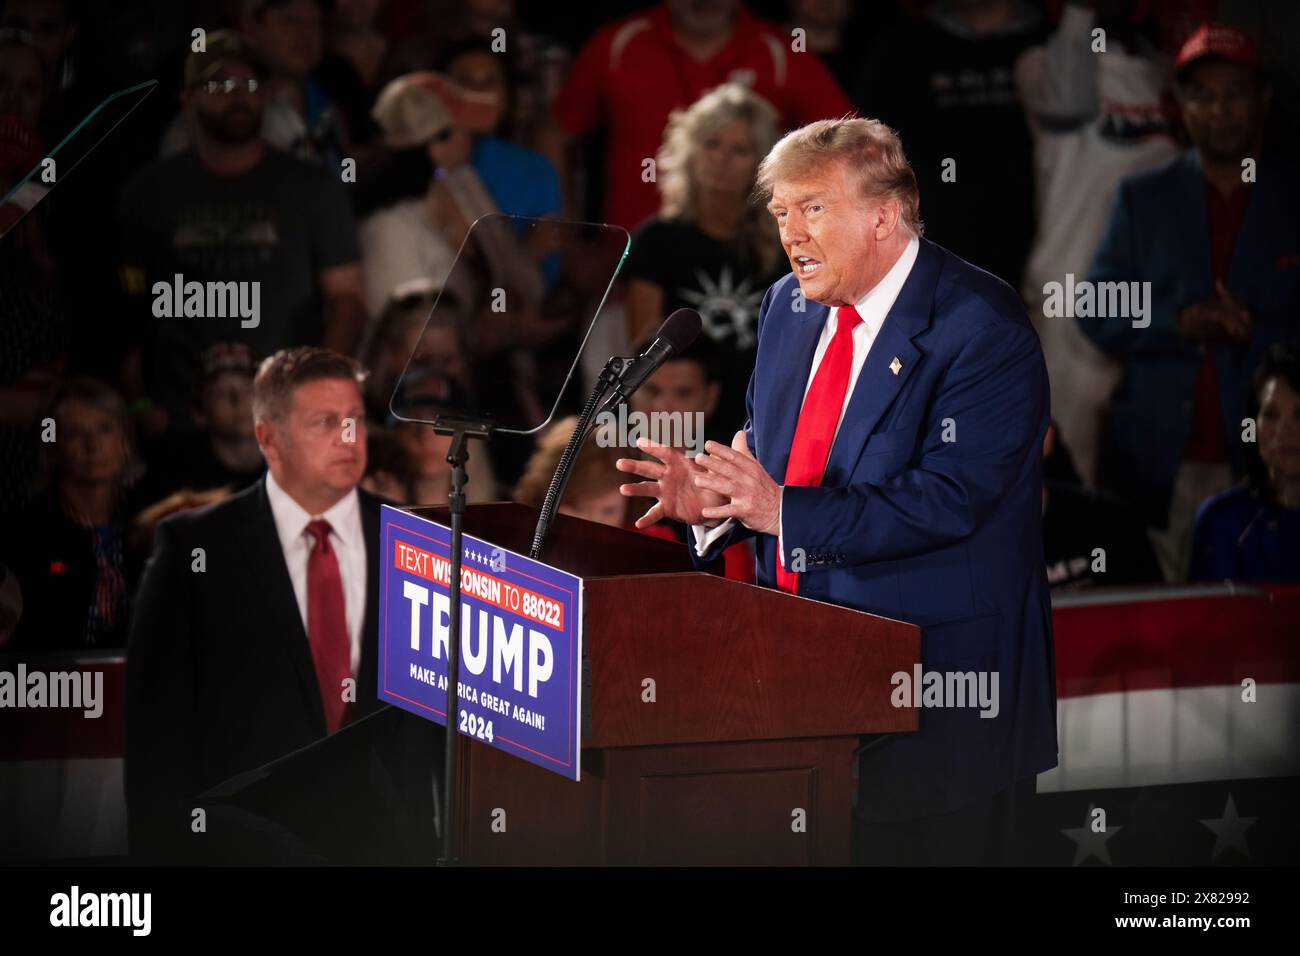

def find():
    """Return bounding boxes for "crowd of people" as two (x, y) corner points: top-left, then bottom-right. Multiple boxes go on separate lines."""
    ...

(2, 0), (1298, 656)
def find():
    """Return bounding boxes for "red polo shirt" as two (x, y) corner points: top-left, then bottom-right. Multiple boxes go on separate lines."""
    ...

(551, 3), (854, 229)
(1184, 181), (1250, 463)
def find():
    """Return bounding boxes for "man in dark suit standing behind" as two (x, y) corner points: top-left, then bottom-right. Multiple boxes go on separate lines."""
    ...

(126, 347), (428, 862)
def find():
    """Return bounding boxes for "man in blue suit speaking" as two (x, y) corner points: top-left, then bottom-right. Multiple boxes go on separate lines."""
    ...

(617, 118), (1057, 865)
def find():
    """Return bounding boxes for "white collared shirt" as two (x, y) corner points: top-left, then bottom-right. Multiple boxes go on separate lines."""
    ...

(694, 236), (921, 559)
(265, 472), (367, 675)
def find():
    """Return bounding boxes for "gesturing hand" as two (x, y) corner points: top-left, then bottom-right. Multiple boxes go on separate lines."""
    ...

(693, 430), (782, 535)
(616, 438), (726, 529)
(1178, 280), (1253, 341)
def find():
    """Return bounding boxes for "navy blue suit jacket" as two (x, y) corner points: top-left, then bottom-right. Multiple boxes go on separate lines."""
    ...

(1081, 151), (1300, 526)
(693, 238), (1058, 822)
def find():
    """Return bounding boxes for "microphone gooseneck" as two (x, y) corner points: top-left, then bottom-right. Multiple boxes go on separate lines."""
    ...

(528, 309), (702, 560)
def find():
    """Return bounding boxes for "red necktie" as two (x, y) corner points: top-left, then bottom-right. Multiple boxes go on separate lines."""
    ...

(776, 305), (862, 595)
(305, 519), (352, 733)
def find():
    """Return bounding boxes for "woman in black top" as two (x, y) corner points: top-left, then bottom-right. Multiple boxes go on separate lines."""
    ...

(622, 83), (785, 443)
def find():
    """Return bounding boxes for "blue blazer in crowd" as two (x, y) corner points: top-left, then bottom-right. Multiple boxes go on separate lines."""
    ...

(1082, 150), (1300, 526)
(693, 238), (1059, 823)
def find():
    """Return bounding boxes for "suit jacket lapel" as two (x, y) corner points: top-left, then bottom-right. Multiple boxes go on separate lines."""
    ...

(1227, 151), (1274, 298)
(239, 478), (326, 733)
(1175, 151), (1214, 302)
(763, 298), (829, 483)
(823, 238), (938, 485)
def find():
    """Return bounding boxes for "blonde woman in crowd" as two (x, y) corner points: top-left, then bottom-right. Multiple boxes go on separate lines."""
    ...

(621, 83), (785, 442)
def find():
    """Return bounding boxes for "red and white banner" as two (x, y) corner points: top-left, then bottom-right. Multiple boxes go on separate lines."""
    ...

(2, 585), (1296, 860)
(1041, 583), (1300, 792)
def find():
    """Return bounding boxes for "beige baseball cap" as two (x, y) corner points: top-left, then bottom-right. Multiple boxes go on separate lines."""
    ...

(371, 72), (499, 149)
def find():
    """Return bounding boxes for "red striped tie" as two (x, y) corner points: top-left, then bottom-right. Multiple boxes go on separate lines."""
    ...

(776, 305), (862, 595)
(305, 519), (352, 733)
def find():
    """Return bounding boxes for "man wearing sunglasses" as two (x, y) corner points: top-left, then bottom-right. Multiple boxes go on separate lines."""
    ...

(117, 30), (366, 440)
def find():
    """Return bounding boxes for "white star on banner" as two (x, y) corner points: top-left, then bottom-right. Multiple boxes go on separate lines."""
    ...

(1060, 803), (1122, 865)
(1200, 794), (1257, 860)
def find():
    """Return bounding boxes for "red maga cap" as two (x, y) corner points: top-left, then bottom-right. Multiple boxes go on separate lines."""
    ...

(1175, 22), (1261, 75)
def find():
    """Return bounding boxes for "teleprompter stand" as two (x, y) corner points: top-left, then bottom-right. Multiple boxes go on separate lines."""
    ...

(432, 415), (492, 866)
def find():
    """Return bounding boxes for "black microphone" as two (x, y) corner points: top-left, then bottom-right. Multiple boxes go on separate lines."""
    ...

(527, 309), (702, 560)
(609, 308), (702, 402)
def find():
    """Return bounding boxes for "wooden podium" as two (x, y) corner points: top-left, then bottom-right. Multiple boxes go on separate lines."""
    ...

(415, 503), (920, 866)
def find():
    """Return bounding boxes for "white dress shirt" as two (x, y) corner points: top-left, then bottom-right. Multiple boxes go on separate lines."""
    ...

(693, 236), (921, 560)
(265, 472), (367, 675)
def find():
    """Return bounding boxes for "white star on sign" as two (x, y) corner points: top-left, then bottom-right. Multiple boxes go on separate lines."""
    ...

(1200, 794), (1257, 860)
(1060, 803), (1122, 865)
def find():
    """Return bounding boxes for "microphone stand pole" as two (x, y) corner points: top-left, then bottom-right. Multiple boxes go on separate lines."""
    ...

(435, 419), (489, 866)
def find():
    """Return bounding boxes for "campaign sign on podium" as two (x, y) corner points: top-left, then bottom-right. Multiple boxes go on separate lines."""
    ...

(378, 505), (584, 780)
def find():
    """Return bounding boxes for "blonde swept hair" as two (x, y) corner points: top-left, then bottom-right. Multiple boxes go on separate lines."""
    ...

(655, 83), (783, 271)
(754, 117), (924, 236)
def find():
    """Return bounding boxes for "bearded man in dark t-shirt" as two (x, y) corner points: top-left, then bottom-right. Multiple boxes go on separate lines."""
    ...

(117, 31), (365, 436)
